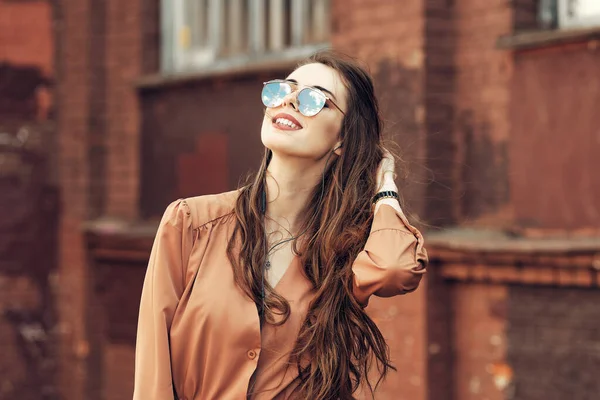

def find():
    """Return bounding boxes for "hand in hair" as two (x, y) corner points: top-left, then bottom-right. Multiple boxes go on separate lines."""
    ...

(376, 149), (397, 192)
(375, 149), (402, 214)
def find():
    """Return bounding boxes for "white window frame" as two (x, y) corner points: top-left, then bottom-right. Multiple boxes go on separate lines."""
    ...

(558, 0), (600, 29)
(161, 0), (331, 75)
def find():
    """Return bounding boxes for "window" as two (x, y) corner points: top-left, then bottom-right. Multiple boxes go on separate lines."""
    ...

(557, 0), (600, 29)
(161, 0), (331, 74)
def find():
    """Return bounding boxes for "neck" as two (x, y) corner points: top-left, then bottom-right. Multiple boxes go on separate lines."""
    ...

(264, 152), (328, 233)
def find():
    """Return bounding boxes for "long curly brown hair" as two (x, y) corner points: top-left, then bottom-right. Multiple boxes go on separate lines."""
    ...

(227, 51), (393, 399)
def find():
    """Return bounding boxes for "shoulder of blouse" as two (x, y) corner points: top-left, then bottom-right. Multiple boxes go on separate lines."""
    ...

(181, 189), (240, 230)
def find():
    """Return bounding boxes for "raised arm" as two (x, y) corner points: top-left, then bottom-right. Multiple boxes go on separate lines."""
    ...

(351, 150), (428, 307)
(352, 204), (427, 307)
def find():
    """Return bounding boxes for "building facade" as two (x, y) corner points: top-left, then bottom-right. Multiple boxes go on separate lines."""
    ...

(1, 0), (599, 399)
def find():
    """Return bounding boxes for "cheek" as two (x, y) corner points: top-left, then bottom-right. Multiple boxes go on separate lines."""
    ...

(308, 115), (342, 147)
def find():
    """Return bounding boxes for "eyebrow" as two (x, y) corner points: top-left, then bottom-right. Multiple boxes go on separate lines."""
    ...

(286, 79), (338, 101)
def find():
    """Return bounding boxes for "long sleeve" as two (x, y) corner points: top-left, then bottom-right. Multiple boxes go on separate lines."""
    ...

(133, 199), (195, 400)
(352, 204), (428, 307)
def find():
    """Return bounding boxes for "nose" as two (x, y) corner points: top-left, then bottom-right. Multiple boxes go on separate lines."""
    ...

(281, 90), (298, 111)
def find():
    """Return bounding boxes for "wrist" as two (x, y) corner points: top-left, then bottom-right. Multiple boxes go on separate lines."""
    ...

(383, 170), (396, 180)
(373, 190), (399, 204)
(378, 180), (398, 193)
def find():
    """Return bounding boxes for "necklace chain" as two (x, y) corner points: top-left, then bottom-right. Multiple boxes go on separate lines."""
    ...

(265, 235), (294, 269)
(264, 216), (296, 271)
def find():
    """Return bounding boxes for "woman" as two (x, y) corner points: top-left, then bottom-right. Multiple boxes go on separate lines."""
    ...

(133, 51), (428, 400)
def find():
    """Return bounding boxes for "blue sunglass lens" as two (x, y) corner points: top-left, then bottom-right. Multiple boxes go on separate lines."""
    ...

(297, 88), (326, 117)
(261, 82), (291, 107)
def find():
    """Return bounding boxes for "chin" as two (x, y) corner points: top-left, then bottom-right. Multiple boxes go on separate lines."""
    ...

(261, 125), (295, 151)
(260, 121), (325, 160)
(262, 137), (296, 156)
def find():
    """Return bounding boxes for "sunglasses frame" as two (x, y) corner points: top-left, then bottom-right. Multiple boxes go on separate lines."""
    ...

(262, 79), (345, 117)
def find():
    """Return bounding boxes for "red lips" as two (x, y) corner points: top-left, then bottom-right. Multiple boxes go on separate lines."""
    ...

(272, 112), (303, 129)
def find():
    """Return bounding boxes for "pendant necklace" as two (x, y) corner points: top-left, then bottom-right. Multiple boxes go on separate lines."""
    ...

(264, 217), (294, 273)
(260, 229), (295, 326)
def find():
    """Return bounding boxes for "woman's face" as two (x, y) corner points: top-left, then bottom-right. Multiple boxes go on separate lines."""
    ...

(261, 63), (348, 160)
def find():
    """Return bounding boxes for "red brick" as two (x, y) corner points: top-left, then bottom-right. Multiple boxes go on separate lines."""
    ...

(452, 284), (508, 400)
(558, 267), (593, 287)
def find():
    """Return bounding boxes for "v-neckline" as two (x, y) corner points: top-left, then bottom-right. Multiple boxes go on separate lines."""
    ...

(272, 256), (297, 292)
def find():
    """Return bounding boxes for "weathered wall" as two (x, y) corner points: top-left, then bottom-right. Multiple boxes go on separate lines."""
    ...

(0, 1), (58, 399)
(139, 73), (273, 218)
(54, 0), (146, 396)
(0, 1), (53, 75)
(332, 0), (427, 220)
(90, 250), (150, 400)
(510, 44), (600, 230)
(428, 237), (600, 400)
(15, 0), (599, 399)
(0, 140), (59, 399)
(507, 286), (600, 399)
(451, 283), (508, 400)
(423, 0), (457, 226)
(453, 0), (513, 225)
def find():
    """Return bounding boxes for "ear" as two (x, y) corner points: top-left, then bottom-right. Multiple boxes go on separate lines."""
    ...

(333, 141), (343, 156)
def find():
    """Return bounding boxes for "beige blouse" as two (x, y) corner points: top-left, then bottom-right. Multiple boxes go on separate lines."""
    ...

(133, 190), (428, 400)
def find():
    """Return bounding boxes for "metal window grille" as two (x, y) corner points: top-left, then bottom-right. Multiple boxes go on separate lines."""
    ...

(161, 0), (331, 74)
(557, 0), (600, 29)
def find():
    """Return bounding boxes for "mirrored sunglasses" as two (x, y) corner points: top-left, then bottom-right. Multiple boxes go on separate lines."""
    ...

(261, 80), (344, 117)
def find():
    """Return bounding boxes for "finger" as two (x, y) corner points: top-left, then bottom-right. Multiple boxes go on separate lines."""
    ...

(382, 149), (394, 162)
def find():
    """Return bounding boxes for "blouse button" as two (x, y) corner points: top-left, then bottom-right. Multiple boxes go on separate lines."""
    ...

(247, 350), (257, 360)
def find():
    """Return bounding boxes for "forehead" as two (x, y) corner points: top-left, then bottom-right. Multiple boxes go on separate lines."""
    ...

(286, 63), (346, 101)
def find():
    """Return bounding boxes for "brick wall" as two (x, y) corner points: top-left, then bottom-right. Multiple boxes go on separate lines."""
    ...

(87, 0), (108, 218)
(104, 0), (143, 219)
(0, 182), (59, 400)
(332, 0), (428, 219)
(452, 283), (508, 400)
(93, 255), (149, 400)
(0, 0), (53, 122)
(55, 0), (93, 396)
(0, 1), (54, 76)
(510, 44), (600, 230)
(427, 235), (600, 400)
(54, 0), (145, 397)
(360, 286), (428, 400)
(453, 0), (513, 225)
(0, 1), (58, 399)
(139, 74), (270, 218)
(44, 0), (600, 399)
(513, 0), (540, 31)
(424, 0), (457, 226)
(507, 286), (600, 399)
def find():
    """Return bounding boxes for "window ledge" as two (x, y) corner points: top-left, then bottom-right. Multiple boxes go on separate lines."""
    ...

(426, 228), (600, 287)
(426, 228), (600, 255)
(135, 44), (329, 91)
(496, 26), (600, 51)
(84, 218), (158, 263)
